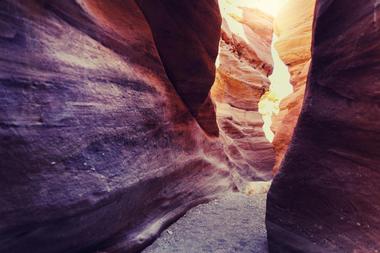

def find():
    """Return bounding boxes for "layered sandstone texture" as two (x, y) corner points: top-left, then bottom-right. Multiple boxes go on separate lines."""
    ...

(0, 1), (232, 252)
(267, 0), (380, 252)
(212, 1), (275, 184)
(270, 0), (315, 173)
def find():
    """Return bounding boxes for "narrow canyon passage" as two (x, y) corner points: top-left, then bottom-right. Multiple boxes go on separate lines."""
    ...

(1, 0), (380, 253)
(142, 1), (306, 251)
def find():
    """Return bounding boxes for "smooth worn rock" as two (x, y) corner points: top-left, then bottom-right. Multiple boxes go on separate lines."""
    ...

(0, 1), (232, 252)
(267, 0), (380, 252)
(136, 0), (221, 136)
(270, 0), (315, 173)
(212, 1), (275, 184)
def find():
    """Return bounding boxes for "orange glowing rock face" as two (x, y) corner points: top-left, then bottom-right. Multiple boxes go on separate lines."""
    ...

(270, 0), (316, 173)
(217, 0), (296, 149)
(258, 32), (294, 144)
(214, 0), (314, 175)
(211, 0), (276, 184)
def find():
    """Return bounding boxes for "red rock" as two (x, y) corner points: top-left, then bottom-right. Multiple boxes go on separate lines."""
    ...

(0, 1), (230, 252)
(136, 0), (221, 136)
(212, 1), (275, 185)
(267, 0), (380, 252)
(271, 0), (315, 173)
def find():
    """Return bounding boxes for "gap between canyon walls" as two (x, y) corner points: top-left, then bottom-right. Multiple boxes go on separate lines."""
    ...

(137, 0), (312, 186)
(256, 0), (316, 175)
(258, 35), (292, 143)
(211, 0), (309, 184)
(269, 0), (316, 174)
(139, 0), (280, 188)
(211, 0), (277, 190)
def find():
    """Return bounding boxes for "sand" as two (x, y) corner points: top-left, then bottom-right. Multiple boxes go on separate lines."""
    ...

(143, 192), (268, 253)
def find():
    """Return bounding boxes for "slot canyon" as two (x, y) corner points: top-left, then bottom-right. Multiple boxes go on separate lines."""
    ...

(0, 0), (379, 252)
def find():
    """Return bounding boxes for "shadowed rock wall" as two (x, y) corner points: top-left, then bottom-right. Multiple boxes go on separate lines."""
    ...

(266, 0), (380, 252)
(0, 1), (231, 252)
(136, 0), (221, 136)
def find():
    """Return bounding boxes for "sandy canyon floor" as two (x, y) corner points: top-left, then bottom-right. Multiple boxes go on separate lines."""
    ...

(143, 192), (268, 253)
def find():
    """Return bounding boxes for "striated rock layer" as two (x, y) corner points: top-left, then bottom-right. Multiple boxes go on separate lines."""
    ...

(0, 1), (232, 252)
(270, 0), (315, 173)
(267, 0), (380, 252)
(211, 1), (275, 186)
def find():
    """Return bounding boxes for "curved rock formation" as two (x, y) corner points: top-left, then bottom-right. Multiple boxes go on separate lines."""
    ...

(211, 1), (275, 186)
(267, 0), (380, 252)
(136, 0), (221, 136)
(270, 0), (315, 173)
(0, 1), (231, 252)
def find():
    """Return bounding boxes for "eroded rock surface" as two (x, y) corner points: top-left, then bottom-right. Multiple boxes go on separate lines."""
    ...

(267, 0), (380, 252)
(0, 1), (231, 252)
(212, 1), (275, 184)
(270, 0), (315, 173)
(136, 0), (221, 136)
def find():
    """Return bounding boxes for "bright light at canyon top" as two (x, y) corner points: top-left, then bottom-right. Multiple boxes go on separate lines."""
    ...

(219, 0), (288, 17)
(254, 0), (288, 16)
(218, 0), (292, 142)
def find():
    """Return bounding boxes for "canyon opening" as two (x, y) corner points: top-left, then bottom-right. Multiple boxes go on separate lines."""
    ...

(0, 1), (379, 253)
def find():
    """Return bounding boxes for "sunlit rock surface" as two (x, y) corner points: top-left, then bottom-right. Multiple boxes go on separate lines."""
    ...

(211, 1), (275, 185)
(0, 1), (232, 252)
(270, 0), (315, 173)
(267, 0), (380, 252)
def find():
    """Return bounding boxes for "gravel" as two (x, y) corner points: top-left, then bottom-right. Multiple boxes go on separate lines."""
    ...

(143, 192), (268, 253)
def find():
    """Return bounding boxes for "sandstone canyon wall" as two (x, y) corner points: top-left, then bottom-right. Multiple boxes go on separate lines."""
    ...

(267, 0), (380, 252)
(136, 0), (221, 136)
(0, 1), (232, 252)
(270, 0), (315, 173)
(212, 1), (275, 187)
